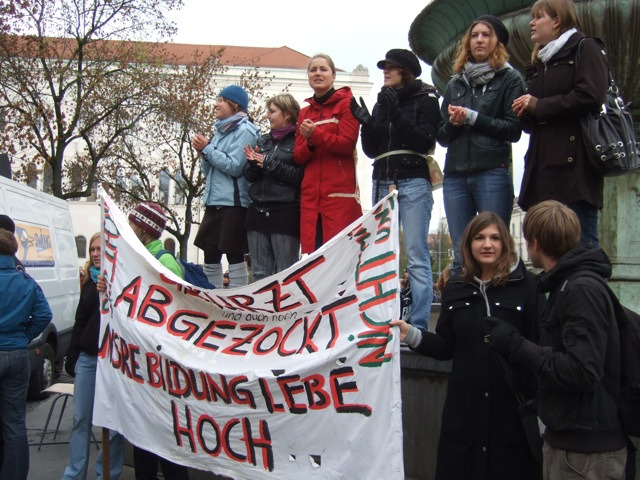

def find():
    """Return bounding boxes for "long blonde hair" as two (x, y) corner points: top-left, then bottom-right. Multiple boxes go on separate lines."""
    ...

(453, 20), (510, 73)
(81, 232), (101, 285)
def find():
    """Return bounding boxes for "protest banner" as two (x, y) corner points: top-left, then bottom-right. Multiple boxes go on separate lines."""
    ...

(93, 190), (403, 479)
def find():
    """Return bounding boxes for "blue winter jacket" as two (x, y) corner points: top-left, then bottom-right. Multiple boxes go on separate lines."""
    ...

(0, 255), (52, 350)
(201, 115), (260, 208)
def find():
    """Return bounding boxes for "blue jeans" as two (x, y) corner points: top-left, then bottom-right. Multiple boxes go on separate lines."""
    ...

(247, 230), (300, 281)
(566, 200), (599, 249)
(375, 178), (434, 331)
(62, 353), (124, 480)
(0, 349), (29, 480)
(443, 168), (514, 274)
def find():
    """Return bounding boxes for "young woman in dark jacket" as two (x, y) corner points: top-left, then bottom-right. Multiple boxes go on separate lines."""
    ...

(62, 232), (123, 480)
(244, 94), (304, 280)
(392, 212), (543, 480)
(437, 15), (525, 276)
(351, 48), (440, 332)
(513, 0), (608, 248)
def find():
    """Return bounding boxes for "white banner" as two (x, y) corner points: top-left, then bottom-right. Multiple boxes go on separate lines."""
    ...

(93, 190), (403, 479)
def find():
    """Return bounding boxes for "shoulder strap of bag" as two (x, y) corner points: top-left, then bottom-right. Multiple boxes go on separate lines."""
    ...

(154, 249), (173, 261)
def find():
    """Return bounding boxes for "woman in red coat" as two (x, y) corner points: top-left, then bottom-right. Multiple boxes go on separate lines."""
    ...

(294, 53), (362, 253)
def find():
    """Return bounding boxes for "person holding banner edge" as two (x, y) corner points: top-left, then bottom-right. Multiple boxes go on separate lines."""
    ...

(351, 48), (440, 332)
(62, 232), (124, 480)
(97, 203), (189, 479)
(392, 211), (543, 480)
(127, 203), (190, 480)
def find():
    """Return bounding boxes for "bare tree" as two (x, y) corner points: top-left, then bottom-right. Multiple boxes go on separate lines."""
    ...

(0, 0), (183, 198)
(99, 49), (276, 259)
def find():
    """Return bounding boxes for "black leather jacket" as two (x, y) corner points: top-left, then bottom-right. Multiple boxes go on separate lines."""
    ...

(361, 80), (440, 181)
(437, 66), (525, 174)
(244, 130), (303, 207)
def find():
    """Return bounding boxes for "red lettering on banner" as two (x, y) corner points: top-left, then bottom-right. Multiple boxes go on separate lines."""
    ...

(330, 366), (373, 417)
(113, 277), (142, 319)
(138, 285), (172, 327)
(221, 325), (264, 356)
(282, 257), (324, 304)
(258, 378), (285, 413)
(167, 310), (209, 341)
(357, 311), (393, 368)
(277, 375), (307, 414)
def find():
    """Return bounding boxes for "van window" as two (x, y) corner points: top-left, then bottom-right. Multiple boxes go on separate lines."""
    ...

(76, 235), (87, 258)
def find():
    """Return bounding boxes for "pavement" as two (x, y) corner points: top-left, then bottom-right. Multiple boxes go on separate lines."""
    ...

(26, 373), (136, 480)
(26, 372), (221, 480)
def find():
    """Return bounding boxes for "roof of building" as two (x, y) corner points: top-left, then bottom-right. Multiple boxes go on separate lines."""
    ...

(162, 43), (312, 69)
(6, 36), (312, 70)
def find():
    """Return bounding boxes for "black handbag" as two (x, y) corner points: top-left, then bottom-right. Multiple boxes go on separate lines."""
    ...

(577, 38), (640, 176)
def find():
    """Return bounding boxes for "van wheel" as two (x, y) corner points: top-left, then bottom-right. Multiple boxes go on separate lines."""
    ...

(27, 343), (55, 400)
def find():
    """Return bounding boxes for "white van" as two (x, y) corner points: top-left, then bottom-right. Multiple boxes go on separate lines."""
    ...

(0, 175), (80, 398)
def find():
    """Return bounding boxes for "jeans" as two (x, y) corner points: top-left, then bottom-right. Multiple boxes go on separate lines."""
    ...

(566, 200), (599, 249)
(542, 441), (626, 480)
(62, 353), (124, 480)
(247, 230), (300, 281)
(443, 168), (514, 274)
(0, 349), (29, 480)
(375, 177), (434, 331)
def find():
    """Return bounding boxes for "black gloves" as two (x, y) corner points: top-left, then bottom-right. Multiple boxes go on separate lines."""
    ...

(378, 87), (399, 116)
(65, 355), (77, 377)
(484, 316), (525, 356)
(349, 97), (371, 125)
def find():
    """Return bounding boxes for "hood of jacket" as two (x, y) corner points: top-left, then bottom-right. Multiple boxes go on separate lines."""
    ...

(539, 244), (612, 293)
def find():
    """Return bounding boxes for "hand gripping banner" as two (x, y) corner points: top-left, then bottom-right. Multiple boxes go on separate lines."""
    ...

(93, 190), (403, 479)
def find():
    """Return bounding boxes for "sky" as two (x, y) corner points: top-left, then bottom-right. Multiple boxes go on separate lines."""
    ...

(168, 0), (529, 229)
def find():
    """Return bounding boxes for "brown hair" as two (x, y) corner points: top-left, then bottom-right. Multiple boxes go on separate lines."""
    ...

(266, 93), (300, 125)
(530, 0), (581, 62)
(460, 212), (517, 286)
(453, 20), (510, 73)
(0, 229), (18, 255)
(523, 200), (580, 260)
(81, 232), (101, 285)
(307, 53), (336, 74)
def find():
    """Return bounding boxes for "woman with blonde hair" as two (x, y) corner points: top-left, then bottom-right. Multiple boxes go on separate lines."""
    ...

(437, 15), (525, 276)
(513, 0), (608, 248)
(392, 211), (543, 479)
(294, 53), (361, 253)
(244, 93), (304, 279)
(62, 232), (124, 480)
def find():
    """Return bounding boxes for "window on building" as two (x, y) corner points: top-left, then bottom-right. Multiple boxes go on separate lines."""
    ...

(26, 162), (38, 189)
(159, 169), (170, 203)
(43, 163), (53, 194)
(174, 173), (186, 205)
(76, 235), (87, 259)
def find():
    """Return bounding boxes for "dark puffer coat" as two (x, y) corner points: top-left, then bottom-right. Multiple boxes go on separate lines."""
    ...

(413, 260), (543, 480)
(518, 32), (608, 210)
(244, 130), (303, 207)
(360, 80), (440, 181)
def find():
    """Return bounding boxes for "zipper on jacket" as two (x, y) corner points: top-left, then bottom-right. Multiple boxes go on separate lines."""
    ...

(258, 143), (278, 203)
